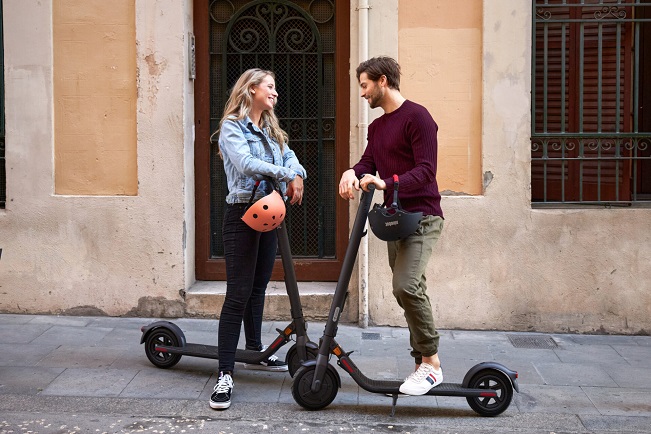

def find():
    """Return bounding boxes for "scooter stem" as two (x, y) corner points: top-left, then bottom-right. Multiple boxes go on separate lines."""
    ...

(312, 185), (375, 392)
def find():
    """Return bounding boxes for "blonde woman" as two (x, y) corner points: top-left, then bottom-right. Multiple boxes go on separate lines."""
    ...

(210, 69), (306, 410)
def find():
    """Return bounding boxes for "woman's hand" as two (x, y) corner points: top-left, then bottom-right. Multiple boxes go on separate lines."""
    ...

(287, 175), (304, 205)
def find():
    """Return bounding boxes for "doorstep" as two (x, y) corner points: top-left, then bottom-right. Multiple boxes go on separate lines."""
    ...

(183, 280), (353, 321)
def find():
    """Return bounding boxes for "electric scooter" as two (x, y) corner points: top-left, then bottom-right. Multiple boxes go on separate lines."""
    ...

(140, 220), (318, 376)
(291, 185), (519, 416)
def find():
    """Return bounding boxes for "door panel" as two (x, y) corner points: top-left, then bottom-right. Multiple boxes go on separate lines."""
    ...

(194, 0), (349, 280)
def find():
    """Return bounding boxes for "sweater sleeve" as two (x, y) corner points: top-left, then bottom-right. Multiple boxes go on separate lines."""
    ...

(352, 124), (377, 178)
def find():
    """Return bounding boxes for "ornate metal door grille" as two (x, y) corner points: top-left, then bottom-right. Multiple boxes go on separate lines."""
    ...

(209, 0), (336, 258)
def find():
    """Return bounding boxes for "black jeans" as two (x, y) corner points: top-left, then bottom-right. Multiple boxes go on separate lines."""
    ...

(218, 203), (278, 373)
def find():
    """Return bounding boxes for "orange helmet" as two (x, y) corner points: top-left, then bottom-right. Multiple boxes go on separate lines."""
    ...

(241, 190), (286, 232)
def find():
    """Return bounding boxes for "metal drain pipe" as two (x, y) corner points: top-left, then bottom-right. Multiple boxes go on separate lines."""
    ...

(357, 0), (370, 328)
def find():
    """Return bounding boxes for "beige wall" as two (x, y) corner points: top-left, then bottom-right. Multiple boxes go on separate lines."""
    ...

(399, 0), (483, 195)
(0, 0), (194, 316)
(53, 0), (137, 195)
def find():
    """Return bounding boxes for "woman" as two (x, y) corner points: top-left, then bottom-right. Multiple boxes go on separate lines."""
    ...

(210, 69), (306, 410)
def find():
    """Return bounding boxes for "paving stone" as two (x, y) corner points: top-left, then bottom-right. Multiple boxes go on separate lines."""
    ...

(30, 325), (113, 347)
(606, 365), (651, 388)
(611, 344), (651, 367)
(236, 369), (286, 402)
(120, 368), (211, 399)
(0, 314), (34, 324)
(533, 362), (618, 387)
(552, 344), (628, 366)
(0, 324), (52, 344)
(580, 414), (651, 432)
(514, 384), (599, 414)
(0, 366), (65, 395)
(87, 316), (152, 329)
(490, 342), (562, 363)
(437, 339), (493, 361)
(0, 343), (57, 367)
(37, 345), (123, 368)
(486, 360), (543, 385)
(29, 315), (91, 327)
(451, 330), (512, 344)
(583, 387), (651, 416)
(41, 368), (138, 397)
(567, 334), (646, 346)
(95, 327), (142, 348)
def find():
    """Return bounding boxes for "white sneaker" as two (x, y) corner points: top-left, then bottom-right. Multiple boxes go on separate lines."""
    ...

(398, 363), (443, 395)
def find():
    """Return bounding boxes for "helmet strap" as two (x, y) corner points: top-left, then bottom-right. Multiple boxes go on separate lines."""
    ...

(391, 174), (402, 210)
(242, 180), (262, 218)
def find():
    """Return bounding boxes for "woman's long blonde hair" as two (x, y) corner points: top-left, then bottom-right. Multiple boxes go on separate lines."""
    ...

(213, 68), (288, 152)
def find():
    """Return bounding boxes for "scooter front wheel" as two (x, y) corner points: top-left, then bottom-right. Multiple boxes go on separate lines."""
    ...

(291, 364), (339, 410)
(144, 328), (182, 369)
(465, 369), (514, 416)
(286, 344), (319, 377)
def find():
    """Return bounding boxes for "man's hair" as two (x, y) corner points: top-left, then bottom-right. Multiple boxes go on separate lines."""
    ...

(356, 56), (401, 90)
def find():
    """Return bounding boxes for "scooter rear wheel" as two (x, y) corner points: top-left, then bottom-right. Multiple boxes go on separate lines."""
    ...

(286, 345), (319, 377)
(291, 364), (339, 410)
(465, 369), (513, 416)
(144, 328), (182, 369)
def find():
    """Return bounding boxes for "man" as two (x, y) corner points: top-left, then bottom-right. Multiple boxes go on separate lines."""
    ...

(339, 56), (444, 396)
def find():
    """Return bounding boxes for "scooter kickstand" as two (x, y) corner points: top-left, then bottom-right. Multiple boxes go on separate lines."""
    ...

(390, 394), (399, 417)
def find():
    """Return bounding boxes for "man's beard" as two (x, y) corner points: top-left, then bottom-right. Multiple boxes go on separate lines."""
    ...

(367, 88), (382, 109)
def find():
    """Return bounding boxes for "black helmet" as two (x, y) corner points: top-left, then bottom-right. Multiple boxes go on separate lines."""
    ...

(368, 175), (423, 241)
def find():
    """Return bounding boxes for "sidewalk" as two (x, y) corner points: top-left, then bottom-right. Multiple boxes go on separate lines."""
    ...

(1, 313), (650, 433)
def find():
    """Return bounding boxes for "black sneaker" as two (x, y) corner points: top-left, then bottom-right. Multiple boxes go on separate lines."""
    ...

(209, 371), (233, 410)
(243, 346), (288, 372)
(243, 353), (288, 371)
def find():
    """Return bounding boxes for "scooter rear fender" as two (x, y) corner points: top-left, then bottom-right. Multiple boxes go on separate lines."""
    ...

(461, 361), (519, 393)
(140, 321), (187, 347)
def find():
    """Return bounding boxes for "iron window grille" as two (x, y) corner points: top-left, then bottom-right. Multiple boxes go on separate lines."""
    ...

(531, 0), (651, 206)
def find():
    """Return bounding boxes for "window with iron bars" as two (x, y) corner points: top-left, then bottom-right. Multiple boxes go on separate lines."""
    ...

(532, 1), (651, 206)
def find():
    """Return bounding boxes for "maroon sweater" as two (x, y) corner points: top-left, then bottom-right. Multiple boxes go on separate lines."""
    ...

(353, 100), (443, 218)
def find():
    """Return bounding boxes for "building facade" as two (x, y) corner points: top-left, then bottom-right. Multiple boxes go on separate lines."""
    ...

(1, 0), (649, 334)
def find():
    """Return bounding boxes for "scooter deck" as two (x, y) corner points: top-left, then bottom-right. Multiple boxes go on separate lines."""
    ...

(360, 379), (493, 397)
(344, 364), (497, 397)
(155, 343), (266, 364)
(353, 376), (497, 397)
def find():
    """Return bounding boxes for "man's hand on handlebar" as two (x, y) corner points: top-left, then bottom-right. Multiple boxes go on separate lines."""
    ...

(360, 174), (386, 192)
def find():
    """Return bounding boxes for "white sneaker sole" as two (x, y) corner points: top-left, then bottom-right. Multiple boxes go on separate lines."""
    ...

(209, 400), (231, 409)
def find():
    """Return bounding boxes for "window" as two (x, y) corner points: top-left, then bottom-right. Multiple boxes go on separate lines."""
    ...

(531, 0), (651, 205)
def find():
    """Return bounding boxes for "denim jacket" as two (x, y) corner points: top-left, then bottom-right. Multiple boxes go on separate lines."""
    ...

(218, 116), (307, 204)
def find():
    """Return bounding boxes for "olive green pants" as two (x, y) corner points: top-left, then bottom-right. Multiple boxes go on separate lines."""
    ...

(387, 215), (444, 364)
